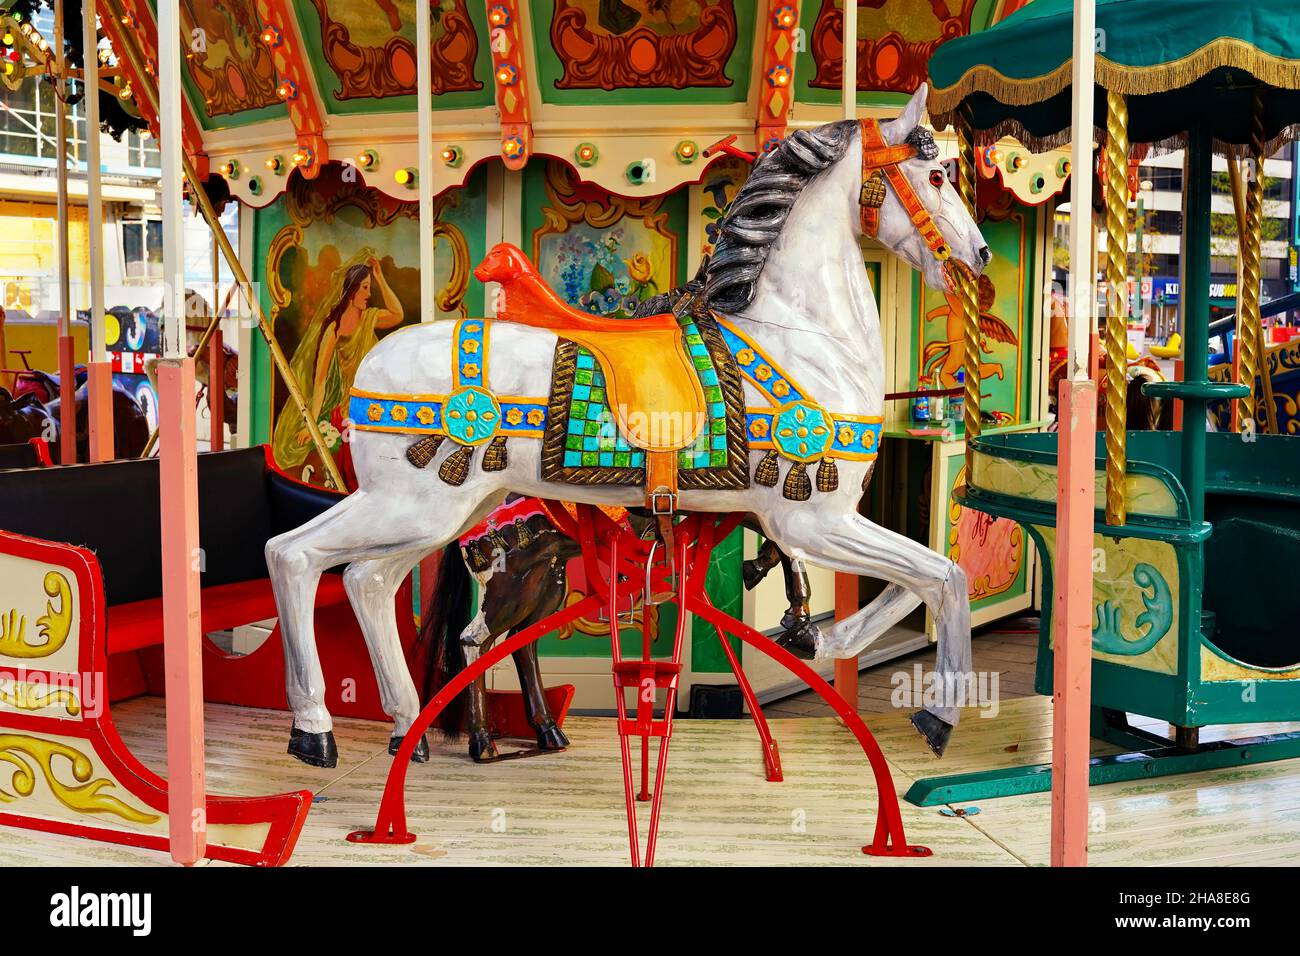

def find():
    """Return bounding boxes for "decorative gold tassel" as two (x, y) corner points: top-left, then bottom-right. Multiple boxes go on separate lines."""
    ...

(816, 457), (839, 492)
(488, 528), (509, 558)
(783, 461), (811, 501)
(754, 450), (779, 487)
(439, 445), (474, 485)
(406, 434), (443, 468)
(482, 435), (508, 471)
(514, 517), (534, 549)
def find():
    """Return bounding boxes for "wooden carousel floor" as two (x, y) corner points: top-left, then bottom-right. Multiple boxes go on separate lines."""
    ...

(5, 692), (1300, 867)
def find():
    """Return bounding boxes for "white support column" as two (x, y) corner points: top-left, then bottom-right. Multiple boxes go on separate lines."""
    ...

(416, 0), (436, 321)
(157, 0), (207, 866)
(834, 1), (860, 707)
(841, 1), (857, 121)
(54, 0), (75, 465)
(1050, 0), (1099, 869)
(83, 3), (114, 462)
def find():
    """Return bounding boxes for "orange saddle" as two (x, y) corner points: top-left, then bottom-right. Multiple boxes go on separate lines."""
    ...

(474, 244), (705, 454)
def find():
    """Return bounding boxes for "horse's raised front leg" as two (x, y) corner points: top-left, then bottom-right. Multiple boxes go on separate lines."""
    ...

(765, 507), (972, 757)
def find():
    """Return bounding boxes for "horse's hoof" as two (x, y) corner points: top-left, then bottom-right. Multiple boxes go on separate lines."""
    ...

(774, 619), (821, 660)
(742, 558), (766, 591)
(389, 732), (430, 763)
(910, 710), (953, 758)
(468, 729), (499, 762)
(535, 721), (570, 751)
(288, 727), (338, 768)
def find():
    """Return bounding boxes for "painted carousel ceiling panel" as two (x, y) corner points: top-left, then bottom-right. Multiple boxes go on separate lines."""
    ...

(796, 0), (991, 104)
(148, 0), (289, 129)
(533, 0), (755, 104)
(292, 0), (494, 113)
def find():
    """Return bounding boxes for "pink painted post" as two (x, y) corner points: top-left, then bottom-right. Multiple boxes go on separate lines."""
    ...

(86, 361), (116, 462)
(833, 572), (859, 706)
(208, 328), (224, 450)
(158, 357), (207, 864)
(58, 334), (76, 464)
(1050, 377), (1096, 867)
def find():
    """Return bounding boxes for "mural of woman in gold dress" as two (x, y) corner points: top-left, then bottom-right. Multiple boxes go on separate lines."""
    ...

(271, 250), (404, 481)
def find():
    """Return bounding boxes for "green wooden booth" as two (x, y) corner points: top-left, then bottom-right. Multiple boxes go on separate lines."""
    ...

(909, 0), (1300, 804)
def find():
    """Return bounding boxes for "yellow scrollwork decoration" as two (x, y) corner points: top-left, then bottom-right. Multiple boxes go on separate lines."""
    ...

(0, 734), (160, 824)
(0, 680), (79, 716)
(0, 571), (74, 660)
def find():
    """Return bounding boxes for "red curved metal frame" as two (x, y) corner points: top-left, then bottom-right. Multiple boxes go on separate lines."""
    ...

(349, 504), (927, 863)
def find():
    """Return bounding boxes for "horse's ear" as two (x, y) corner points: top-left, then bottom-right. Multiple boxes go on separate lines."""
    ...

(881, 82), (928, 146)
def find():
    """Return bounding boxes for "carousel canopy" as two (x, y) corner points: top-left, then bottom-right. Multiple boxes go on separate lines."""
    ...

(928, 0), (1300, 153)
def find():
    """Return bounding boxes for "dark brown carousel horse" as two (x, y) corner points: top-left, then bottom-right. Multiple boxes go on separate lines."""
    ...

(416, 498), (814, 762)
(0, 375), (150, 462)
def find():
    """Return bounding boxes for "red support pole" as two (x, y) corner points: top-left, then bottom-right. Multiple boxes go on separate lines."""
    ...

(58, 334), (76, 464)
(208, 327), (224, 450)
(158, 357), (206, 864)
(1050, 377), (1097, 867)
(833, 572), (859, 708)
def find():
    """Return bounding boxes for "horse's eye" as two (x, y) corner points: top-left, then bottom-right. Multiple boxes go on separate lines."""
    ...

(929, 169), (946, 188)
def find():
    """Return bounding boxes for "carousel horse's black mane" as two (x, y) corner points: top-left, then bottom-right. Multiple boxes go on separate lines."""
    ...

(636, 120), (936, 318)
(696, 120), (858, 314)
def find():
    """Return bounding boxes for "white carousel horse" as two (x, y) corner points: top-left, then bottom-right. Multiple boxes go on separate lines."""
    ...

(266, 84), (990, 768)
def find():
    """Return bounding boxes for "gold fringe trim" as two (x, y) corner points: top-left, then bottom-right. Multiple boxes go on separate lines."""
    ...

(754, 450), (779, 487)
(931, 37), (1300, 118)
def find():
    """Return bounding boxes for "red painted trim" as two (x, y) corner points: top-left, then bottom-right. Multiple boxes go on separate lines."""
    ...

(27, 437), (52, 467)
(486, 1), (532, 170)
(262, 442), (347, 497)
(254, 0), (329, 178)
(0, 528), (310, 865)
(756, 2), (799, 148)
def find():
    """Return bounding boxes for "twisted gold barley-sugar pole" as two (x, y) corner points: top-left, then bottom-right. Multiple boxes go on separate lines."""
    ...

(107, 0), (345, 491)
(1103, 90), (1129, 527)
(956, 109), (980, 480)
(1239, 89), (1272, 435)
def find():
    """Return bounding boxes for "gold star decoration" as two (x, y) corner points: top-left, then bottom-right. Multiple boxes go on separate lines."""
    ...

(505, 408), (524, 425)
(754, 364), (773, 382)
(526, 408), (545, 426)
(461, 362), (481, 379)
(368, 403), (384, 422)
(749, 418), (770, 438)
(391, 404), (408, 422)
(461, 339), (480, 354)
(737, 348), (755, 365)
(771, 379), (790, 398)
(838, 424), (856, 446)
(416, 406), (436, 425)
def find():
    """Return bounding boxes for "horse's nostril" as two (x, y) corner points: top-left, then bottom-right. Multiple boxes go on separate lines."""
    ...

(978, 245), (992, 266)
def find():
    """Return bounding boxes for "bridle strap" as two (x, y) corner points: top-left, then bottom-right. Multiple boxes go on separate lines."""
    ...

(859, 119), (952, 263)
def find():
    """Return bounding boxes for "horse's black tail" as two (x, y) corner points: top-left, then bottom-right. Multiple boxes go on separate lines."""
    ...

(415, 542), (473, 738)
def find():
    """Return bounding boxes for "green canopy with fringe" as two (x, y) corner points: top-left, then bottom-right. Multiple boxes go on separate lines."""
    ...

(928, 0), (1300, 154)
